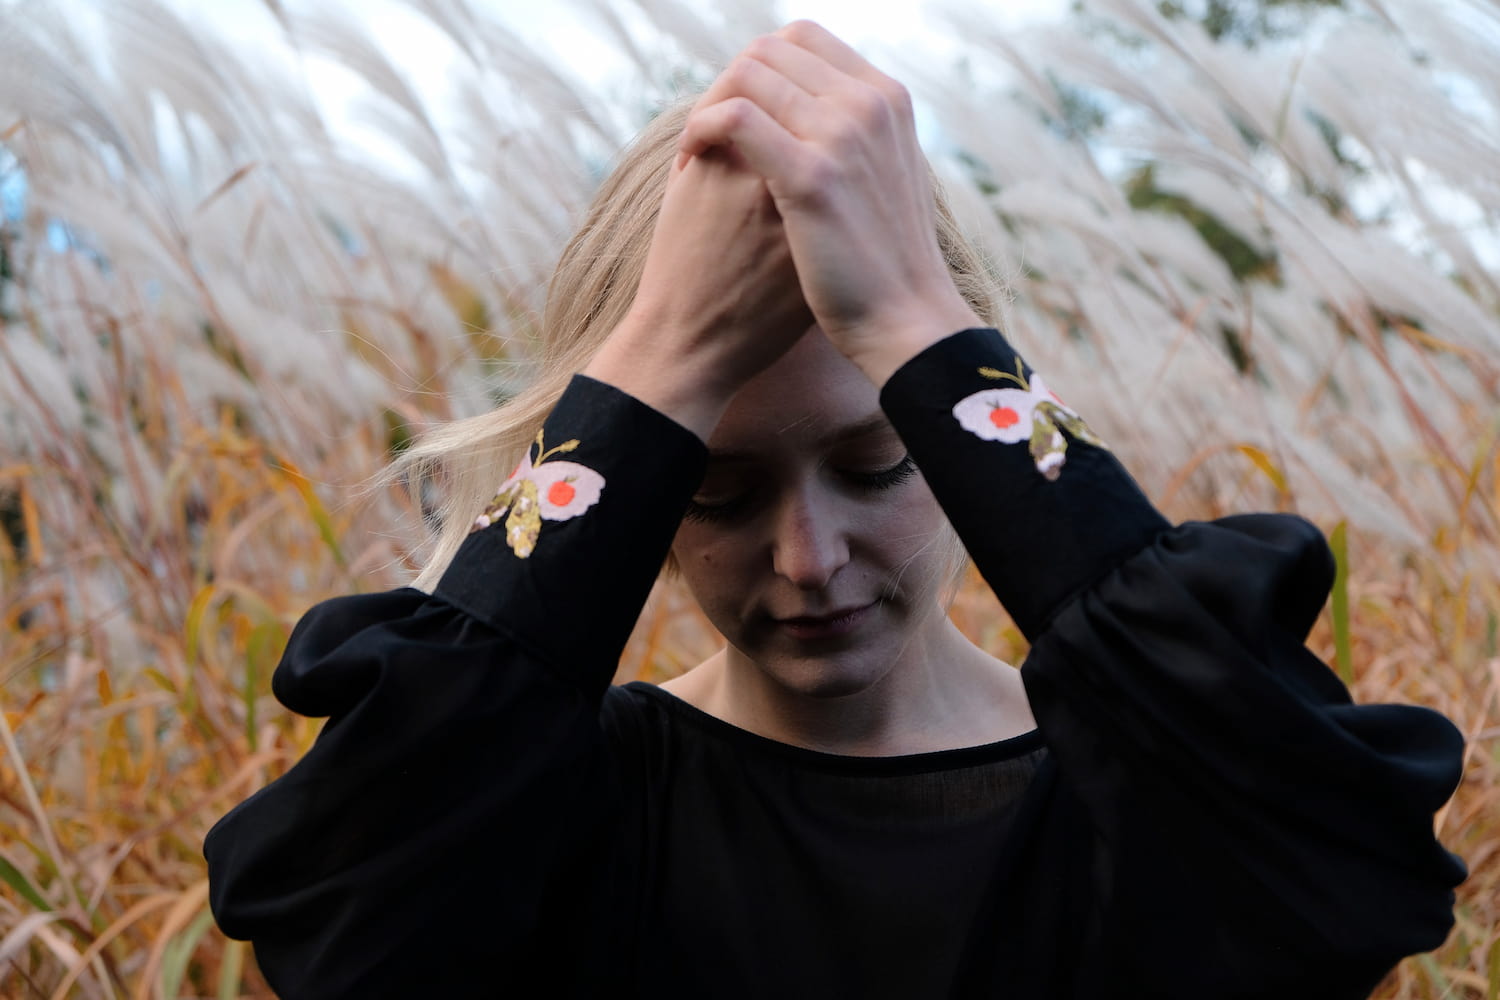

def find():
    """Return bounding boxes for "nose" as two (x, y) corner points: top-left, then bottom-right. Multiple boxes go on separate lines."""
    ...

(770, 486), (850, 590)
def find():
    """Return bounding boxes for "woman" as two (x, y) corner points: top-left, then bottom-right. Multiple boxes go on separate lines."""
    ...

(205, 22), (1465, 999)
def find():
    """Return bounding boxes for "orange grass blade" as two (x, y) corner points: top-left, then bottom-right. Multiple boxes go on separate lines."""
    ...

(45, 893), (178, 1000)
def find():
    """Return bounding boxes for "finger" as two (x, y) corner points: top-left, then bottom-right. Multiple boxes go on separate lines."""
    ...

(679, 57), (817, 153)
(701, 52), (817, 145)
(689, 43), (803, 123)
(776, 20), (881, 86)
(776, 20), (912, 117)
(739, 33), (847, 98)
(678, 97), (807, 185)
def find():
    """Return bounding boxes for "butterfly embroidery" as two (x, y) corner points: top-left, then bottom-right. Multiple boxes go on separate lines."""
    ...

(471, 430), (605, 557)
(953, 360), (1106, 480)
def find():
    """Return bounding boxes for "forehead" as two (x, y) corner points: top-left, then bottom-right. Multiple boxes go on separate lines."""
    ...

(706, 330), (894, 455)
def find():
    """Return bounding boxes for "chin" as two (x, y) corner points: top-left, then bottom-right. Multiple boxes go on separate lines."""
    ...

(757, 649), (892, 700)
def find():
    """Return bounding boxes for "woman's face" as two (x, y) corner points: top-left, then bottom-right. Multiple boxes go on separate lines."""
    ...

(670, 329), (955, 698)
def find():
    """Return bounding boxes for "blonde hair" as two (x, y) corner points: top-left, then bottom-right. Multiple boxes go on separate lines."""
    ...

(398, 96), (1001, 591)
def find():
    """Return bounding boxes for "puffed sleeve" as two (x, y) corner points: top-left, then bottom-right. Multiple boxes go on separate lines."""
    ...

(204, 375), (706, 998)
(881, 328), (1466, 999)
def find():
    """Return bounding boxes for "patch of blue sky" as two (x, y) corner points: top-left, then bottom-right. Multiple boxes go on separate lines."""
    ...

(1, 161), (24, 222)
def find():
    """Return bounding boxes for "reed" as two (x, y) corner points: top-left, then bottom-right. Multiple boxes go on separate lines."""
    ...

(1, 0), (1495, 995)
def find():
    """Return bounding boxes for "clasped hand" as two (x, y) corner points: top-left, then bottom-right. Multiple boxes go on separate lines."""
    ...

(588, 21), (981, 439)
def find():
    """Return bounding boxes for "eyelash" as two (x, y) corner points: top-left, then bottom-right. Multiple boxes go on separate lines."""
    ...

(682, 456), (919, 524)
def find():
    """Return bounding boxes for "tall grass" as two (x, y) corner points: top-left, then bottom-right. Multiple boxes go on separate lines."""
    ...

(1, 0), (1496, 995)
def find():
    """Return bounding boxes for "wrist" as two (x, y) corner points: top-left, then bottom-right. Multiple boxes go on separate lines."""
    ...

(580, 311), (738, 442)
(841, 298), (987, 388)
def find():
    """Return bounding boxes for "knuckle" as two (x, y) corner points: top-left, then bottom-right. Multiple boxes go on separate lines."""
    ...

(849, 84), (888, 125)
(826, 111), (860, 148)
(884, 80), (914, 118)
(724, 55), (758, 89)
(721, 97), (754, 130)
(796, 152), (840, 196)
(780, 19), (819, 44)
(688, 96), (744, 137)
(743, 34), (777, 62)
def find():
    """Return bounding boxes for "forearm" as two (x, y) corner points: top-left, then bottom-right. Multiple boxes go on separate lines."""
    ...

(880, 326), (1166, 637)
(580, 309), (739, 443)
(206, 376), (709, 994)
(584, 294), (986, 447)
(878, 326), (1464, 993)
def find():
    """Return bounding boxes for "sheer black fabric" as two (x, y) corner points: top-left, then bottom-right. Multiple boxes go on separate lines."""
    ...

(205, 329), (1465, 999)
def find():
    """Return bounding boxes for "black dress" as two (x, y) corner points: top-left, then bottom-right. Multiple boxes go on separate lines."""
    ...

(204, 328), (1466, 999)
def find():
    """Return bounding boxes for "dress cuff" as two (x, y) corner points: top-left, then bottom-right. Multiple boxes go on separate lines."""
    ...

(435, 375), (707, 686)
(880, 328), (1169, 639)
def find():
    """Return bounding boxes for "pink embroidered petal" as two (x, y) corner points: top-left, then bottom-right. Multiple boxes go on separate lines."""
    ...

(953, 388), (1038, 444)
(481, 452), (532, 502)
(1027, 374), (1078, 417)
(508, 452), (534, 485)
(529, 461), (606, 520)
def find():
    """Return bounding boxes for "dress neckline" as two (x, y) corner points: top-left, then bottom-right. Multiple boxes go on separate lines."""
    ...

(619, 680), (1044, 776)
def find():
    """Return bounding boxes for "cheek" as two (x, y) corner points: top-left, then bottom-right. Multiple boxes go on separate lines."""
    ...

(864, 486), (952, 579)
(670, 522), (725, 570)
(670, 523), (747, 602)
(670, 526), (764, 643)
(872, 484), (944, 540)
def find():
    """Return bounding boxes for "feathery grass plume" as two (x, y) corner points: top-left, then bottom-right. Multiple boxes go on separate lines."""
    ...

(919, 5), (1499, 990)
(0, 0), (1496, 996)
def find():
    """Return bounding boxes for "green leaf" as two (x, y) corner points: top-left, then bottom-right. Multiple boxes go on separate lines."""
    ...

(218, 938), (246, 1000)
(0, 854), (52, 912)
(1417, 952), (1450, 994)
(1329, 521), (1353, 685)
(160, 907), (216, 998)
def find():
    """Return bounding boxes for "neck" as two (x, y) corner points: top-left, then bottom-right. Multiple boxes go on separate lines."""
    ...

(664, 617), (1033, 756)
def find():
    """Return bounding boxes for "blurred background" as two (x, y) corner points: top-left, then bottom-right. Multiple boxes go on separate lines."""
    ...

(1, 0), (1497, 995)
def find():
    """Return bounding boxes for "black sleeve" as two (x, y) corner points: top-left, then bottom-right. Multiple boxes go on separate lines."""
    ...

(881, 328), (1466, 999)
(203, 376), (706, 999)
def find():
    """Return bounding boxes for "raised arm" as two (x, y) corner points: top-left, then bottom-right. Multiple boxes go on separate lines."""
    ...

(880, 328), (1465, 997)
(204, 378), (704, 997)
(684, 21), (1465, 995)
(205, 114), (811, 998)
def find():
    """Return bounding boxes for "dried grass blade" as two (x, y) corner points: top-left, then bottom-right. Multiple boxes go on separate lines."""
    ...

(45, 892), (178, 1000)
(193, 162), (258, 217)
(0, 910), (68, 968)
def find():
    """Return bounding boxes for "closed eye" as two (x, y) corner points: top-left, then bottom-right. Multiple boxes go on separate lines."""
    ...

(682, 456), (917, 524)
(843, 455), (917, 492)
(682, 492), (750, 524)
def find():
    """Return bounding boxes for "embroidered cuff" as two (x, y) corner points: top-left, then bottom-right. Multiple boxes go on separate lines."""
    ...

(880, 328), (1169, 640)
(436, 375), (707, 687)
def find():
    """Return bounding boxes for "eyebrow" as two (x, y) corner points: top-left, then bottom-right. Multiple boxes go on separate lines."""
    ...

(707, 413), (898, 462)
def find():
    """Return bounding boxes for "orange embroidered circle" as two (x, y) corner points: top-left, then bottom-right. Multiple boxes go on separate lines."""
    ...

(547, 480), (577, 507)
(990, 406), (1020, 429)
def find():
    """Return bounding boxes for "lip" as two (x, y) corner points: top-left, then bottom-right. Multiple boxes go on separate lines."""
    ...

(773, 602), (874, 641)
